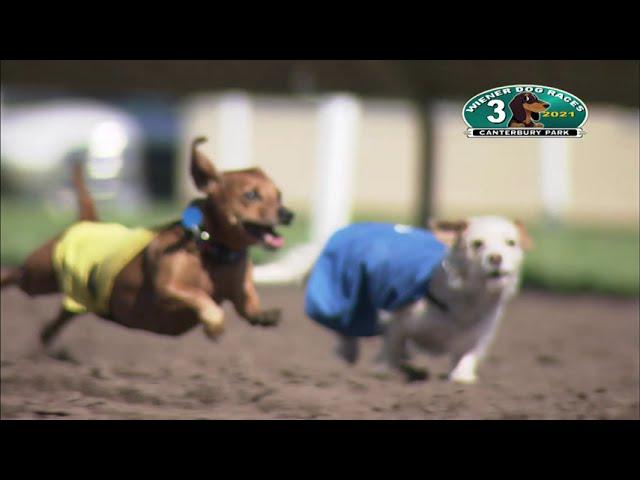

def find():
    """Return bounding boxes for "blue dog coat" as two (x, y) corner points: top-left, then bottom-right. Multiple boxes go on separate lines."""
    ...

(304, 223), (447, 337)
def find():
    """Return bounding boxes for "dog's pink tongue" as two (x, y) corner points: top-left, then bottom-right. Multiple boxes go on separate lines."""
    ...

(264, 233), (284, 249)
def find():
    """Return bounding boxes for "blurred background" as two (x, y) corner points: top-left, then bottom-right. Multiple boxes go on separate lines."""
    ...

(1, 60), (638, 296)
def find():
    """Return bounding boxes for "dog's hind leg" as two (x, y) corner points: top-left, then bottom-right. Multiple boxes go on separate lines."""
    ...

(379, 315), (429, 382)
(374, 338), (411, 364)
(0, 267), (24, 290)
(0, 237), (61, 296)
(335, 334), (360, 364)
(12, 237), (61, 296)
(40, 306), (78, 347)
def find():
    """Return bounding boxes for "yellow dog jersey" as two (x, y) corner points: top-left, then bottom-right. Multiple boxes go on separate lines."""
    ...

(52, 221), (157, 316)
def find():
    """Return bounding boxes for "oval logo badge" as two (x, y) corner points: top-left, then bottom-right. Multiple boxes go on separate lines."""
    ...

(462, 85), (588, 138)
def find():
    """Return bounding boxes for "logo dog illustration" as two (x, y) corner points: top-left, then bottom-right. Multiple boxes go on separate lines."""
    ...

(507, 92), (550, 128)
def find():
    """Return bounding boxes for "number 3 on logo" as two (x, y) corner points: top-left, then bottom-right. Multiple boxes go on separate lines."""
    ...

(486, 99), (506, 123)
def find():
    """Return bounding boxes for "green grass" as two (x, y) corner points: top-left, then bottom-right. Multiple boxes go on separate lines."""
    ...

(1, 197), (638, 297)
(523, 223), (639, 296)
(0, 197), (310, 267)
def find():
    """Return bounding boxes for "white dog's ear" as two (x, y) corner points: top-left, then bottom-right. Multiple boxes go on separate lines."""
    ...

(514, 219), (534, 251)
(428, 219), (468, 247)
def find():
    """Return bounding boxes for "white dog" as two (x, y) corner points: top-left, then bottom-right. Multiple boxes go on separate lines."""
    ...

(333, 216), (532, 384)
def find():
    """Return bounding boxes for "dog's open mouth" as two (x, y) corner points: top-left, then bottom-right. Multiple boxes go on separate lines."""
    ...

(243, 222), (284, 250)
(487, 270), (509, 279)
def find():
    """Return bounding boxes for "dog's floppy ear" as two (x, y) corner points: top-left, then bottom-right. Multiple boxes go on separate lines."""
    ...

(514, 219), (534, 250)
(191, 137), (222, 193)
(428, 219), (468, 247)
(509, 94), (526, 123)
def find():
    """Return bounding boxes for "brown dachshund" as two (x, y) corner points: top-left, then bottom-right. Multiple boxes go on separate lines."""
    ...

(0, 137), (294, 346)
(507, 92), (550, 127)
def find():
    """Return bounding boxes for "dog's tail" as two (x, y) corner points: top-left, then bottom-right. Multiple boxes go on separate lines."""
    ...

(72, 162), (98, 222)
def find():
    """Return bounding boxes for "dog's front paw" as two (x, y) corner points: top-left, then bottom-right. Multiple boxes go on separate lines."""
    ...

(449, 372), (478, 384)
(248, 308), (281, 327)
(200, 306), (225, 341)
(203, 322), (225, 341)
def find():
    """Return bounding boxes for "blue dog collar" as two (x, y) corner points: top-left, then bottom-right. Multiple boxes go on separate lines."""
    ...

(180, 204), (244, 264)
(181, 206), (210, 241)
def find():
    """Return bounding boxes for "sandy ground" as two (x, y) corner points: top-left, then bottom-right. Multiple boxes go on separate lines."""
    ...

(1, 283), (638, 419)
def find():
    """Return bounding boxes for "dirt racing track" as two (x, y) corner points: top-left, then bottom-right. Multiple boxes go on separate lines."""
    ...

(1, 282), (638, 419)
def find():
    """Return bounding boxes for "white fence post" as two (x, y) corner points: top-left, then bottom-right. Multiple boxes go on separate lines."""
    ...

(252, 93), (362, 285)
(539, 138), (571, 222)
(215, 92), (253, 170)
(311, 94), (362, 244)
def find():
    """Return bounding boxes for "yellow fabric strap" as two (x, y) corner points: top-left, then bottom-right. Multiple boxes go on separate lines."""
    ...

(53, 222), (157, 315)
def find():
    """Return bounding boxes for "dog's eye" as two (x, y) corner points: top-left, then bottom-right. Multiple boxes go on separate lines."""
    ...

(506, 239), (517, 247)
(244, 189), (261, 201)
(471, 239), (484, 250)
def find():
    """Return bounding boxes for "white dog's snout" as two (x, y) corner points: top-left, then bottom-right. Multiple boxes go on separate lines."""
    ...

(487, 253), (502, 266)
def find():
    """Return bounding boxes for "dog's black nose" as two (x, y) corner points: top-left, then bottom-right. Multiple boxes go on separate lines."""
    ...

(488, 254), (503, 266)
(278, 207), (294, 225)
(542, 103), (550, 108)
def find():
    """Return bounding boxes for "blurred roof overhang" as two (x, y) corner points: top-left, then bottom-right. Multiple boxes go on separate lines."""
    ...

(2, 60), (638, 108)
